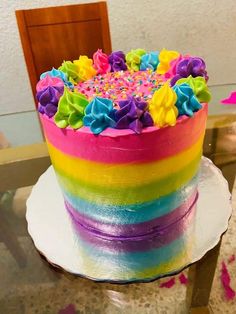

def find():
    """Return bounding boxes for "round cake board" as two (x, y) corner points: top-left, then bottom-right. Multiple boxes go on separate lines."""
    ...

(26, 157), (232, 283)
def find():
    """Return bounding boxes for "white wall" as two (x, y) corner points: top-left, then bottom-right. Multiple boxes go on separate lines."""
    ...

(1, 0), (236, 115)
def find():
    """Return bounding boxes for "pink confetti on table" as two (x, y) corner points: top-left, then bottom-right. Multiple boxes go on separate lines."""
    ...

(228, 254), (235, 264)
(179, 273), (188, 285)
(221, 91), (236, 105)
(58, 304), (76, 314)
(160, 277), (176, 288)
(220, 261), (236, 300)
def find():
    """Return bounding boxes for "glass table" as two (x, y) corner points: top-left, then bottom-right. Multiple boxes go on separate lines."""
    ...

(0, 84), (236, 313)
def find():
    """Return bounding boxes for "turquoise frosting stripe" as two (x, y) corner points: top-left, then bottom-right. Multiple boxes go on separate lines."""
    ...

(62, 175), (198, 224)
(76, 231), (190, 272)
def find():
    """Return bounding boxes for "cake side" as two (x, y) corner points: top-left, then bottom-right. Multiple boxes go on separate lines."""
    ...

(40, 103), (207, 280)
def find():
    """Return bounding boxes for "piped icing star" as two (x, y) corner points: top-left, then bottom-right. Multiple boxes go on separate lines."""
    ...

(126, 49), (146, 71)
(73, 56), (97, 81)
(108, 51), (127, 72)
(149, 82), (178, 127)
(115, 96), (153, 134)
(156, 49), (180, 75)
(93, 49), (111, 75)
(83, 97), (116, 134)
(171, 57), (208, 86)
(36, 75), (64, 118)
(40, 68), (74, 89)
(140, 51), (159, 71)
(175, 75), (211, 103)
(173, 83), (202, 116)
(54, 87), (89, 129)
(59, 61), (80, 84)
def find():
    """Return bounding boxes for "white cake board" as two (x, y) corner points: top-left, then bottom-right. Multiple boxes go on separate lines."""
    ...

(26, 157), (232, 283)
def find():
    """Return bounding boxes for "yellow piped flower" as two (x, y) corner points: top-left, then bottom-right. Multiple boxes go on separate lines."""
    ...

(149, 82), (178, 127)
(74, 56), (96, 81)
(156, 49), (180, 74)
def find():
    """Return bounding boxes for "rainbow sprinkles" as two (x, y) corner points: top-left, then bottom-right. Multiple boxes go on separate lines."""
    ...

(36, 48), (211, 134)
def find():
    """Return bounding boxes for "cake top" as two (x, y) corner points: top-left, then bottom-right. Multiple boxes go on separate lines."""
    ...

(36, 48), (211, 134)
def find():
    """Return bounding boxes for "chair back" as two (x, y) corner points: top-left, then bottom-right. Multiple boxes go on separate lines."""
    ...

(16, 2), (112, 105)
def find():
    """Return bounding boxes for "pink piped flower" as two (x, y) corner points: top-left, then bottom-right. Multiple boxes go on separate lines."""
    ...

(164, 54), (190, 80)
(93, 49), (111, 75)
(36, 75), (64, 92)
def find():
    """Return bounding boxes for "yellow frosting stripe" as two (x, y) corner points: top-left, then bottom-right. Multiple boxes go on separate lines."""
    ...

(46, 133), (204, 188)
(56, 154), (200, 204)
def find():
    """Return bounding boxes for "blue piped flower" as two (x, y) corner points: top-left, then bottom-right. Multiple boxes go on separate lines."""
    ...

(140, 51), (159, 71)
(173, 83), (202, 117)
(40, 68), (74, 90)
(83, 97), (116, 134)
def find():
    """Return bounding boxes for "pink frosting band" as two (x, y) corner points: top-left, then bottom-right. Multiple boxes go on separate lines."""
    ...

(40, 103), (207, 164)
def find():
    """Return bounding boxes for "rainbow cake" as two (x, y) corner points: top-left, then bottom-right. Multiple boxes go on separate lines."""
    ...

(37, 48), (211, 281)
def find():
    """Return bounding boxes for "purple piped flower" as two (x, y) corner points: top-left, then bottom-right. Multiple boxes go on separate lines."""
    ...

(115, 96), (153, 134)
(36, 85), (64, 118)
(171, 57), (208, 86)
(108, 51), (127, 72)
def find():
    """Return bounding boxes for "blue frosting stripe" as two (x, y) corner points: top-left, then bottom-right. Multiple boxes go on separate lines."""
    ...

(62, 175), (198, 224)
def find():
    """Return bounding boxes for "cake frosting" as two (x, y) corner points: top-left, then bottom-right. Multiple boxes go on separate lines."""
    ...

(37, 48), (210, 281)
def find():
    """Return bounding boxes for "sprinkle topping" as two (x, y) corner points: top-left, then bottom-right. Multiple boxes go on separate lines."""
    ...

(76, 70), (165, 104)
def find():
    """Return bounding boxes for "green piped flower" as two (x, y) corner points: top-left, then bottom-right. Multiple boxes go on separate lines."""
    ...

(126, 49), (146, 71)
(54, 87), (89, 129)
(175, 75), (211, 103)
(58, 61), (80, 84)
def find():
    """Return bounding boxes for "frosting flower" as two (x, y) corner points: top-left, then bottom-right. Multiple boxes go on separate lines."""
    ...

(54, 87), (89, 129)
(173, 83), (202, 116)
(115, 96), (153, 134)
(40, 68), (74, 89)
(83, 97), (116, 134)
(36, 75), (64, 92)
(164, 54), (190, 81)
(149, 82), (178, 127)
(156, 49), (180, 75)
(126, 49), (146, 71)
(59, 61), (80, 84)
(175, 75), (211, 103)
(73, 56), (96, 81)
(171, 57), (208, 86)
(108, 51), (127, 72)
(93, 49), (111, 75)
(140, 51), (159, 71)
(36, 75), (64, 118)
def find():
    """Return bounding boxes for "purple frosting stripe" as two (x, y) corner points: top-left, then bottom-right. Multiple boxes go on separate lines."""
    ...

(66, 190), (197, 237)
(66, 192), (198, 252)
